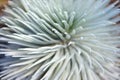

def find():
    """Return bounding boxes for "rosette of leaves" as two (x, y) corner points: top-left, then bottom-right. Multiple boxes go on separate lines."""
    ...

(0, 0), (120, 80)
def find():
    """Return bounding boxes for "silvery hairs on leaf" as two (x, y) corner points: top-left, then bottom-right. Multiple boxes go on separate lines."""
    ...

(0, 0), (120, 80)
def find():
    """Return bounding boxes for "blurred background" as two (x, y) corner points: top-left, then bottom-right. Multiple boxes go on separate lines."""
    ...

(0, 0), (8, 13)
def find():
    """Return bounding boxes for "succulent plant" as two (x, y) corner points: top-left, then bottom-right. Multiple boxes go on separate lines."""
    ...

(0, 0), (120, 80)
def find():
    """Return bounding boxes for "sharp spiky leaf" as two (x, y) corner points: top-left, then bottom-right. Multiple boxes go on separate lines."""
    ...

(0, 0), (120, 80)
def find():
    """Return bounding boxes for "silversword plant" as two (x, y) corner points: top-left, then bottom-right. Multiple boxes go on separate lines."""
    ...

(0, 0), (120, 80)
